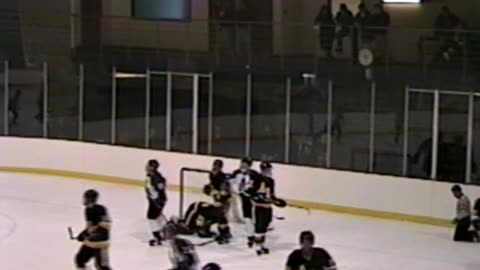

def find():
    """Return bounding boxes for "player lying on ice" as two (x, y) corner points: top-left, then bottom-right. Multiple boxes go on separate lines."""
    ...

(168, 201), (233, 245)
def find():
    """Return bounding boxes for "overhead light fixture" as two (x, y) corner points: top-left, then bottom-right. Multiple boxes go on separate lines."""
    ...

(383, 0), (421, 3)
(114, 72), (146, 79)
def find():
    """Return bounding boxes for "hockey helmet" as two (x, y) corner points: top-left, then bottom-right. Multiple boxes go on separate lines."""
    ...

(299, 230), (315, 244)
(147, 159), (159, 169)
(240, 156), (252, 166)
(213, 159), (224, 168)
(451, 184), (462, 192)
(202, 263), (221, 270)
(260, 161), (272, 171)
(83, 189), (99, 205)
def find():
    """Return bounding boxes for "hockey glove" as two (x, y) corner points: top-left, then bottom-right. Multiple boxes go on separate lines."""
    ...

(77, 229), (89, 242)
(203, 184), (213, 196)
(273, 198), (287, 208)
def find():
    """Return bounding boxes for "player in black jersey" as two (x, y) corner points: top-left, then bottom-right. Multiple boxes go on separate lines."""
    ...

(230, 157), (263, 245)
(75, 189), (112, 270)
(145, 159), (168, 246)
(181, 201), (232, 244)
(246, 161), (286, 255)
(163, 223), (199, 270)
(204, 159), (231, 215)
(285, 231), (337, 270)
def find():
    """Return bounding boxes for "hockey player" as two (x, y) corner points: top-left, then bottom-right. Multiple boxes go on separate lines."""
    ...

(181, 201), (232, 244)
(451, 185), (473, 242)
(164, 223), (199, 270)
(145, 159), (168, 246)
(285, 231), (337, 270)
(204, 159), (231, 215)
(75, 189), (112, 270)
(246, 161), (286, 255)
(230, 157), (262, 245)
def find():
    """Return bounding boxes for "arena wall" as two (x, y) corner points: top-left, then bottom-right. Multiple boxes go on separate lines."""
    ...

(2, 136), (479, 227)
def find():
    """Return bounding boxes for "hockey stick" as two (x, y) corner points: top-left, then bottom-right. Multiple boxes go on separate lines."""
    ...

(67, 227), (76, 240)
(288, 204), (311, 214)
(194, 238), (217, 247)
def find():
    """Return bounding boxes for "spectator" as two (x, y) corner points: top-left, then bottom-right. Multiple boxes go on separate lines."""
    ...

(434, 6), (459, 40)
(436, 22), (467, 67)
(370, 3), (390, 37)
(450, 185), (473, 242)
(8, 89), (21, 126)
(412, 132), (448, 179)
(216, 2), (235, 51)
(314, 5), (335, 58)
(334, 3), (354, 53)
(234, 1), (252, 55)
(443, 135), (477, 183)
(355, 3), (372, 43)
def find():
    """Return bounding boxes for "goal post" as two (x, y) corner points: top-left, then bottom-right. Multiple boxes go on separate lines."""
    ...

(179, 167), (211, 219)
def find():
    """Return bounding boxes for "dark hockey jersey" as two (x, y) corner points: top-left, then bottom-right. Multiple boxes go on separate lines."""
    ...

(184, 201), (225, 230)
(286, 248), (337, 270)
(247, 175), (276, 207)
(168, 237), (198, 270)
(84, 204), (111, 242)
(145, 171), (167, 205)
(209, 171), (231, 204)
(209, 171), (228, 190)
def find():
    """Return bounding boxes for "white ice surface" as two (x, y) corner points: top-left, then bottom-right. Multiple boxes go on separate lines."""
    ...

(0, 173), (479, 270)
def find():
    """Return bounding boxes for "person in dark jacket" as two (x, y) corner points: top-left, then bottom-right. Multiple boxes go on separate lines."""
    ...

(334, 4), (354, 53)
(370, 3), (390, 37)
(355, 3), (372, 43)
(314, 5), (335, 58)
(434, 6), (459, 40)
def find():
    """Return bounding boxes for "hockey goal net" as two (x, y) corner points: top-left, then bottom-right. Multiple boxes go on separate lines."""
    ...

(178, 167), (211, 219)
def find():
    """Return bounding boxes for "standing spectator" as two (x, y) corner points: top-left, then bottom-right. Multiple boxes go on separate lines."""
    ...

(216, 1), (235, 51)
(412, 133), (447, 179)
(355, 3), (372, 43)
(370, 3), (390, 37)
(434, 6), (459, 40)
(8, 89), (21, 126)
(444, 135), (476, 182)
(234, 0), (251, 56)
(450, 185), (473, 242)
(334, 4), (354, 53)
(314, 5), (335, 59)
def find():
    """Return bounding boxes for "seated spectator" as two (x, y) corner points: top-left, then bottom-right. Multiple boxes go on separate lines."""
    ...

(314, 5), (335, 58)
(434, 6), (459, 40)
(334, 3), (354, 53)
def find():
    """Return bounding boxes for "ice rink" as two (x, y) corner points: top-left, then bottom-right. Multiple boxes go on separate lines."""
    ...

(0, 172), (479, 270)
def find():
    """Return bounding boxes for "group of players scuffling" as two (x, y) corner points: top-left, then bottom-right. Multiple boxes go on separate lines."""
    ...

(72, 157), (337, 270)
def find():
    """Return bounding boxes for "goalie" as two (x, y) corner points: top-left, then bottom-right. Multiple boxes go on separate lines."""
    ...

(174, 201), (232, 244)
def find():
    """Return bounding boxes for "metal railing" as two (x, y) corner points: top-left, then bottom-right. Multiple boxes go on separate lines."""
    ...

(2, 13), (480, 185)
(2, 61), (480, 185)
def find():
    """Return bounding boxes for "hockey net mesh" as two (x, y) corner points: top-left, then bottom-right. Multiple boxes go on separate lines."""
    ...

(178, 167), (212, 219)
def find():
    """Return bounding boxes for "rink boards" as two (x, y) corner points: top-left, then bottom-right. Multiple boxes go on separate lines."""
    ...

(1, 136), (478, 226)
